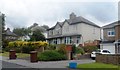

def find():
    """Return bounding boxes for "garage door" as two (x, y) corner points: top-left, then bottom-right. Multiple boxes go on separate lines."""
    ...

(100, 43), (115, 54)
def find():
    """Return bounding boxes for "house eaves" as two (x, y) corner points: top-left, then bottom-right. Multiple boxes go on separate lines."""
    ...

(102, 21), (120, 29)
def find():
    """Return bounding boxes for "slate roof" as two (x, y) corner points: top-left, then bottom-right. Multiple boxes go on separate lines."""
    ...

(66, 16), (100, 28)
(58, 22), (63, 27)
(3, 30), (17, 36)
(48, 14), (100, 30)
(102, 21), (120, 29)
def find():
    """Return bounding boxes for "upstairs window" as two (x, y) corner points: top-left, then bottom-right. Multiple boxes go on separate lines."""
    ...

(108, 31), (115, 36)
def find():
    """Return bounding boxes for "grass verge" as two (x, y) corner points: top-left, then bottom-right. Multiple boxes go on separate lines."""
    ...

(77, 62), (120, 70)
(0, 52), (30, 58)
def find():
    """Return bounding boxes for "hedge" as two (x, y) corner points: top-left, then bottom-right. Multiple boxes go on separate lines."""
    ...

(38, 50), (67, 61)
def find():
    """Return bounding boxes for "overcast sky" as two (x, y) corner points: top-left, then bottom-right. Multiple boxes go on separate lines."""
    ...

(0, 0), (119, 30)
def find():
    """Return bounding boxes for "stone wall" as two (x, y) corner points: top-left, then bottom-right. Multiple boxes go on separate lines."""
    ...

(96, 54), (120, 65)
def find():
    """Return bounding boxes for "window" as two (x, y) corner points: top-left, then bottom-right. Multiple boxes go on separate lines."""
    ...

(53, 39), (57, 44)
(64, 37), (72, 44)
(102, 50), (110, 53)
(108, 31), (115, 36)
(77, 36), (80, 44)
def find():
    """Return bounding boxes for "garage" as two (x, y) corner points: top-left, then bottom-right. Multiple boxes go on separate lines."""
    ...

(100, 41), (115, 54)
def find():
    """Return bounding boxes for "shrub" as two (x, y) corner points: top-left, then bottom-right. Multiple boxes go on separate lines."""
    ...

(72, 44), (76, 54)
(83, 46), (98, 53)
(57, 44), (66, 54)
(22, 46), (35, 53)
(7, 41), (49, 53)
(38, 50), (67, 61)
(3, 47), (11, 52)
(47, 44), (56, 50)
(15, 47), (22, 53)
(76, 47), (85, 55)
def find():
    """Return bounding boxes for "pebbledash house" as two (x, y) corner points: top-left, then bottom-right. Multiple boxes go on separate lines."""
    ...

(46, 13), (101, 46)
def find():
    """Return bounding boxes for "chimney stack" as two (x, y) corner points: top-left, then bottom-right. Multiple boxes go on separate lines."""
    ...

(70, 12), (76, 19)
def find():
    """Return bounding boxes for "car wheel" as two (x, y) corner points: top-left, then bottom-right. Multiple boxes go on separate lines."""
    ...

(91, 57), (95, 60)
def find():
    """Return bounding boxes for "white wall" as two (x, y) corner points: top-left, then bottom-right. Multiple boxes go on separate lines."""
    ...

(43, 32), (47, 38)
(62, 22), (82, 35)
(80, 23), (101, 42)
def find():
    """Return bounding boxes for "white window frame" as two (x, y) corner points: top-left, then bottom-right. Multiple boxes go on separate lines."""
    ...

(108, 31), (115, 37)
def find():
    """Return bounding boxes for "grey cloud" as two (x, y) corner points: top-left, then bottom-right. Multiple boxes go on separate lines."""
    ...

(0, 1), (118, 30)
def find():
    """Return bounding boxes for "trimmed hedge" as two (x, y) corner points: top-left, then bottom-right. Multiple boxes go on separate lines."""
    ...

(38, 50), (67, 61)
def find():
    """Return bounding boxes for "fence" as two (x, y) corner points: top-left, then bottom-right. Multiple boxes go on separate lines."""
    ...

(96, 54), (120, 65)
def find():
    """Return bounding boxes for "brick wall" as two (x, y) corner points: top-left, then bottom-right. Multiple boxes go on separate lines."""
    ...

(84, 40), (100, 46)
(96, 54), (120, 65)
(115, 24), (120, 41)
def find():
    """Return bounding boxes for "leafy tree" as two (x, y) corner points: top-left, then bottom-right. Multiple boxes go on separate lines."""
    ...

(30, 29), (45, 41)
(13, 28), (31, 36)
(41, 25), (49, 29)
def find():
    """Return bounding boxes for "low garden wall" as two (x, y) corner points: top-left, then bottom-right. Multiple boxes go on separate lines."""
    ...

(96, 54), (120, 65)
(76, 54), (91, 59)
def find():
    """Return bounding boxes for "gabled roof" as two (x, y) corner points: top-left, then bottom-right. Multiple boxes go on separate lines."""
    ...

(102, 21), (120, 29)
(3, 29), (17, 36)
(47, 22), (63, 30)
(58, 22), (63, 27)
(48, 13), (101, 30)
(66, 16), (100, 28)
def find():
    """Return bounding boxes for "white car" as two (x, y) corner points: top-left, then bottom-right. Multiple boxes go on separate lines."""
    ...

(90, 49), (111, 59)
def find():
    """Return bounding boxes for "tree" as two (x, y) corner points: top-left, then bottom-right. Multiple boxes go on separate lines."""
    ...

(13, 28), (31, 36)
(30, 29), (45, 41)
(41, 25), (49, 30)
(1, 13), (6, 48)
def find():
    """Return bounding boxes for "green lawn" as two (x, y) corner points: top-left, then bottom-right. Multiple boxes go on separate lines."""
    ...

(77, 62), (120, 70)
(0, 52), (30, 58)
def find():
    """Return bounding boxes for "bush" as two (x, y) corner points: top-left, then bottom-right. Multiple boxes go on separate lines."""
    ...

(47, 44), (56, 50)
(38, 50), (67, 61)
(3, 47), (11, 52)
(76, 47), (85, 55)
(72, 44), (76, 54)
(22, 46), (35, 53)
(83, 46), (98, 53)
(57, 44), (66, 54)
(6, 41), (49, 53)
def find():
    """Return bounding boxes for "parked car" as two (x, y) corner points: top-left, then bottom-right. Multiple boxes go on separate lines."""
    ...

(90, 49), (111, 59)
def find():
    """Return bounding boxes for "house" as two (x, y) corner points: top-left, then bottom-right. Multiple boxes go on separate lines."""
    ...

(18, 35), (30, 41)
(47, 13), (101, 46)
(102, 21), (120, 41)
(3, 28), (18, 41)
(101, 21), (120, 54)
